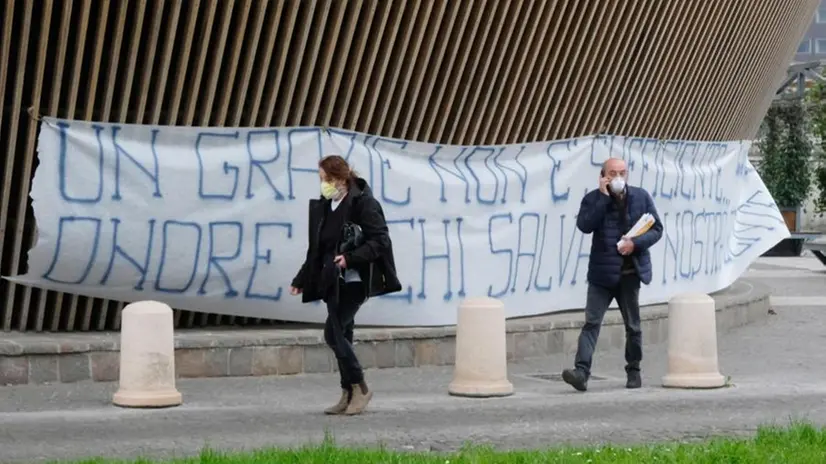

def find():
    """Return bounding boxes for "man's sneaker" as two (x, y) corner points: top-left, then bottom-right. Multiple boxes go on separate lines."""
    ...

(626, 370), (642, 389)
(561, 368), (588, 392)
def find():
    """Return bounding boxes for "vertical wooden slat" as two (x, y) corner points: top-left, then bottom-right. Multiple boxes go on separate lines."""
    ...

(642, 1), (721, 139)
(31, 0), (74, 332)
(397, 0), (460, 139)
(555, 0), (623, 138)
(543, 1), (612, 140)
(372, 0), (432, 135)
(100, 0), (131, 124)
(73, 0), (131, 332)
(244, 1), (285, 128)
(161, 0), (199, 126)
(134, 0), (166, 124)
(0, 0), (14, 134)
(0, 1), (33, 331)
(579, 1), (658, 137)
(0, 0), (17, 331)
(438, 0), (501, 144)
(382, 0), (445, 137)
(330, 1), (379, 128)
(171, 0), (218, 328)
(188, 1), (236, 328)
(516, 0), (583, 142)
(44, 0), (75, 332)
(227, 2), (286, 327)
(479, 0), (547, 145)
(159, 0), (202, 328)
(601, 2), (672, 137)
(261, 1), (301, 127)
(454, 0), (526, 145)
(207, 0), (256, 327)
(613, 0), (684, 136)
(355, 0), (411, 132)
(211, 0), (252, 126)
(181, 1), (219, 128)
(538, 1), (608, 141)
(58, 0), (98, 332)
(197, 0), (239, 128)
(229, 0), (271, 127)
(420, 0), (488, 142)
(106, 0), (176, 332)
(495, 1), (562, 143)
(343, 1), (394, 130)
(627, 0), (705, 137)
(8, 0), (53, 332)
(273, 1), (322, 127)
(102, 0), (166, 330)
(116, 0), (147, 123)
(90, 0), (149, 331)
(709, 0), (785, 140)
(291, 0), (336, 126)
(209, 0), (252, 327)
(688, 0), (766, 140)
(317, 1), (365, 127)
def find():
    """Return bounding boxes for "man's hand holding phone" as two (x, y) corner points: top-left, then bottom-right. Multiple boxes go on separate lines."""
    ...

(599, 175), (611, 196)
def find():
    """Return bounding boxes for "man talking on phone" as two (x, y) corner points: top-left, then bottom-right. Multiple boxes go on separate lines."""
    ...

(562, 157), (663, 392)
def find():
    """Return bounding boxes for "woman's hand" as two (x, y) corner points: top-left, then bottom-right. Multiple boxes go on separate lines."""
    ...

(289, 286), (302, 296)
(334, 255), (347, 268)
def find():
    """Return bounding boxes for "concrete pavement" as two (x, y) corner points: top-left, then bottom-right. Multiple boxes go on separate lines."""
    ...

(0, 256), (825, 463)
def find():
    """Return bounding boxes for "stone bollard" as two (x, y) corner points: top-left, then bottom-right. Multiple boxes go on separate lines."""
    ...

(448, 297), (514, 397)
(662, 293), (726, 389)
(113, 301), (182, 408)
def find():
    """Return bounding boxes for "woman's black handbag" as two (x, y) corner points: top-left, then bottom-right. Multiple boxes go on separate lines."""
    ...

(338, 221), (365, 254)
(335, 221), (374, 303)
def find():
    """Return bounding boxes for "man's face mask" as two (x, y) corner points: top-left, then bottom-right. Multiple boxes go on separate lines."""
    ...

(609, 176), (626, 194)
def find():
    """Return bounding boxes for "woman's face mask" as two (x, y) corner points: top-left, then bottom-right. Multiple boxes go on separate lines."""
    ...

(320, 181), (340, 199)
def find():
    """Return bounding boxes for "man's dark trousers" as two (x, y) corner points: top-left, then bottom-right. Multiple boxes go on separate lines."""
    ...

(574, 273), (642, 377)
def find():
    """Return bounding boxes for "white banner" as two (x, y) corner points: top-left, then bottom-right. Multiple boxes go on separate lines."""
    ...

(5, 118), (788, 326)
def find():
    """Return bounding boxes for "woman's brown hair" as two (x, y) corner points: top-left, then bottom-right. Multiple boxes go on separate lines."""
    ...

(319, 155), (358, 183)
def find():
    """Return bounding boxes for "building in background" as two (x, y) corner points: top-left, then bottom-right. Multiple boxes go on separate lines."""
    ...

(796, 0), (826, 61)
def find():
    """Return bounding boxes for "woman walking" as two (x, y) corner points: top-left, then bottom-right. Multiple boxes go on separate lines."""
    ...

(289, 155), (401, 415)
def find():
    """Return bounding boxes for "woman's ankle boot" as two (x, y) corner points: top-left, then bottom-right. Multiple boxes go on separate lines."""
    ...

(344, 382), (372, 415)
(324, 389), (351, 415)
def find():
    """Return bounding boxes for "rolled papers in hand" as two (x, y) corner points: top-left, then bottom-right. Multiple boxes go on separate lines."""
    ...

(617, 213), (655, 248)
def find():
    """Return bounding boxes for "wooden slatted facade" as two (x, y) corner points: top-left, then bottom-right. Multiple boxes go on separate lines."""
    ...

(0, 0), (818, 332)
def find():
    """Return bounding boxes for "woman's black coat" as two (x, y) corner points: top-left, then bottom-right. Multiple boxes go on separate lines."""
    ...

(291, 177), (402, 303)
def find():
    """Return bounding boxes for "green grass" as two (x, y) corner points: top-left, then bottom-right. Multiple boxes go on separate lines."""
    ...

(65, 422), (826, 464)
